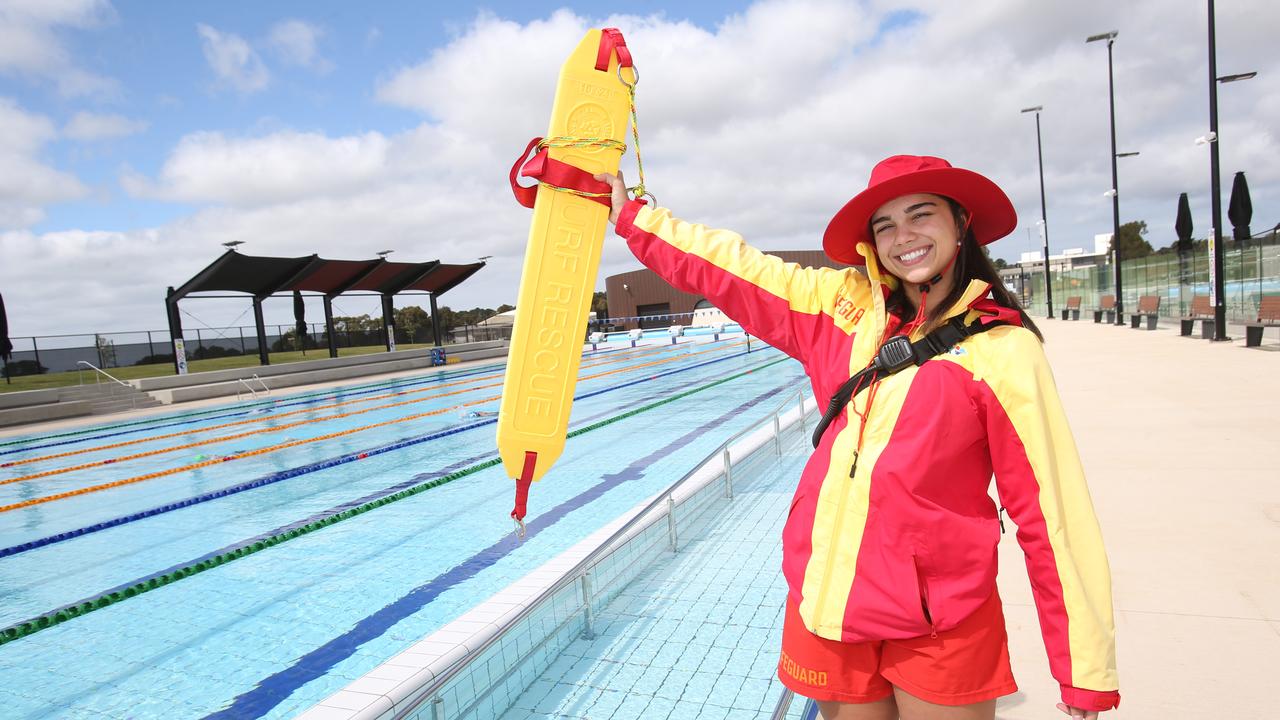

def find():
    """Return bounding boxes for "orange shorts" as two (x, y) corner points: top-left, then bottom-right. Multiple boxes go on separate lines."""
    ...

(778, 591), (1018, 706)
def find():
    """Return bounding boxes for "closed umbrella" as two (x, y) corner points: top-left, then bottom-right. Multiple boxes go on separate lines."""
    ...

(0, 293), (12, 384)
(1228, 171), (1252, 243)
(1175, 193), (1194, 254)
(1175, 194), (1194, 312)
(293, 291), (307, 354)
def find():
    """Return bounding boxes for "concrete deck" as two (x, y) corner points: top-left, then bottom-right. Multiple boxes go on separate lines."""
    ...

(994, 317), (1277, 719)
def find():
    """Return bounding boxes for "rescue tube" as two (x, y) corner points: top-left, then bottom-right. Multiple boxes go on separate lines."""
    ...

(498, 28), (636, 531)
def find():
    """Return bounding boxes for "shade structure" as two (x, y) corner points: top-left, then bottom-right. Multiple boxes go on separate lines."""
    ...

(1175, 193), (1194, 255)
(1228, 171), (1252, 242)
(167, 251), (486, 364)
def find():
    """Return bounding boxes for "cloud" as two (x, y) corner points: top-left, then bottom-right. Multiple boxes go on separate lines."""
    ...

(64, 111), (148, 141)
(268, 19), (332, 72)
(0, 98), (88, 229)
(12, 0), (1280, 337)
(0, 0), (119, 97)
(197, 22), (270, 93)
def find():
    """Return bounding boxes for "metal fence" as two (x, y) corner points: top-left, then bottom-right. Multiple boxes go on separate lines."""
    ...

(1, 322), (479, 376)
(1010, 231), (1279, 320)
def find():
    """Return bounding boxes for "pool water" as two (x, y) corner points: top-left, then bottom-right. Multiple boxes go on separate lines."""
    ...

(0, 336), (805, 719)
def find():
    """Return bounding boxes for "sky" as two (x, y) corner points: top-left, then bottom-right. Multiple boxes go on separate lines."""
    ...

(1, 0), (1277, 339)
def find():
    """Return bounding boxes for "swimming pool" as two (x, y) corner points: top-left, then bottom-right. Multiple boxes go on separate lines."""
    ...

(0, 335), (805, 718)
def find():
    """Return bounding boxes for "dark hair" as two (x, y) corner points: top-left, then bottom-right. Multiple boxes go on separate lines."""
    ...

(882, 197), (1043, 342)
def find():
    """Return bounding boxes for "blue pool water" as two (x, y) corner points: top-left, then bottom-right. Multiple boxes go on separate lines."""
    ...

(0, 336), (805, 718)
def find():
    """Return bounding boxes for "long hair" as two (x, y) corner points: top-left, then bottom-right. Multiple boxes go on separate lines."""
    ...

(883, 197), (1043, 342)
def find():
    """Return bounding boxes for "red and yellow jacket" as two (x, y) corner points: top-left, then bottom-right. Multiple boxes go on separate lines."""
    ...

(617, 200), (1120, 711)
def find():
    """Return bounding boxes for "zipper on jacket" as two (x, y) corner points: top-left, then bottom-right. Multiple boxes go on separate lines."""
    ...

(913, 554), (938, 639)
(998, 506), (1007, 535)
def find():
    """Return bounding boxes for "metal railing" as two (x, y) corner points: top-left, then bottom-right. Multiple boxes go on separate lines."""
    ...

(390, 387), (814, 720)
(771, 689), (819, 720)
(236, 374), (271, 400)
(74, 361), (140, 409)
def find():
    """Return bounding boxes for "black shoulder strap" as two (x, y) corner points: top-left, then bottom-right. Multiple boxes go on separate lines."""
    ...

(810, 315), (1005, 448)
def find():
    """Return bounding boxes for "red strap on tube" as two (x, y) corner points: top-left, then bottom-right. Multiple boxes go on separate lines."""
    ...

(508, 137), (614, 209)
(595, 28), (633, 71)
(511, 450), (537, 523)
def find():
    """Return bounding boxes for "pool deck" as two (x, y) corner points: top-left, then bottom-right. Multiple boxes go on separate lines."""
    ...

(993, 317), (1277, 719)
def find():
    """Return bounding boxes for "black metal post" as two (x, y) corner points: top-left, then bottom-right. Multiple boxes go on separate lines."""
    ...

(252, 298), (270, 366)
(429, 293), (442, 347)
(323, 296), (338, 358)
(1032, 110), (1053, 319)
(1207, 0), (1228, 340)
(165, 286), (183, 375)
(1104, 39), (1125, 325)
(381, 294), (395, 352)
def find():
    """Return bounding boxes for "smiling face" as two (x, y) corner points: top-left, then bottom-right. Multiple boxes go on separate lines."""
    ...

(870, 193), (964, 286)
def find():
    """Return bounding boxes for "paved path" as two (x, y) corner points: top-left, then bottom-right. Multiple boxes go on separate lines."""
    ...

(995, 317), (1278, 719)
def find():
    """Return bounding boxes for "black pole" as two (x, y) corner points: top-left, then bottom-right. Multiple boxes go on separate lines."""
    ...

(165, 286), (184, 374)
(429, 293), (442, 347)
(253, 298), (270, 366)
(1033, 110), (1053, 319)
(1207, 0), (1228, 340)
(323, 296), (338, 358)
(381, 294), (395, 352)
(1105, 38), (1125, 326)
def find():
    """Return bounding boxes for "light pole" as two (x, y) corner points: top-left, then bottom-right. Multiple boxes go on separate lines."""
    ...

(1086, 30), (1130, 325)
(1021, 105), (1052, 319)
(1204, 0), (1257, 340)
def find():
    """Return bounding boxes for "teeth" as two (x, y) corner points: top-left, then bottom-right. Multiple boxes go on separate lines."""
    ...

(899, 247), (928, 262)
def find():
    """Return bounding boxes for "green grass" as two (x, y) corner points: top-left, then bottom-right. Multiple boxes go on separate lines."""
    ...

(0, 344), (436, 394)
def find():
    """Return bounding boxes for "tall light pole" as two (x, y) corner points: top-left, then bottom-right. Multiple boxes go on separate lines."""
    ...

(1021, 105), (1052, 319)
(1204, 0), (1258, 340)
(1086, 30), (1127, 325)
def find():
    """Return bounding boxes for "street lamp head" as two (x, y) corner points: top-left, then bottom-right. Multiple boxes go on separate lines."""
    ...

(222, 240), (245, 249)
(1102, 189), (1117, 198)
(1086, 30), (1119, 43)
(477, 255), (493, 262)
(1217, 71), (1257, 83)
(376, 249), (394, 258)
(1195, 132), (1218, 145)
(1116, 151), (1140, 158)
(1020, 105), (1043, 113)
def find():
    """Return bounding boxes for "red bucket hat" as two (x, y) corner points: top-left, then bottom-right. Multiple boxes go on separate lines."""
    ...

(823, 155), (1017, 265)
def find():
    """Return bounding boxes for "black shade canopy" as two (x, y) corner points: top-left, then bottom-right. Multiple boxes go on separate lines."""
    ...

(1175, 193), (1194, 255)
(171, 251), (485, 302)
(0, 292), (11, 363)
(1228, 171), (1252, 241)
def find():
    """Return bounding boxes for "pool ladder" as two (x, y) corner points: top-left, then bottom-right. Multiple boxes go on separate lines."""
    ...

(236, 374), (271, 401)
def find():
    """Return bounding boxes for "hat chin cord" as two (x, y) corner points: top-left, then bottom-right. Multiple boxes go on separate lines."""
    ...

(905, 218), (969, 330)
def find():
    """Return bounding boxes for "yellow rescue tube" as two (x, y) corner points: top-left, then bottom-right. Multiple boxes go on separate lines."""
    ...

(497, 29), (635, 521)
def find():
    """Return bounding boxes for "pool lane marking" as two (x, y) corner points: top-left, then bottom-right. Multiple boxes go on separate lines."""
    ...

(0, 341), (744, 494)
(0, 354), (790, 647)
(0, 342), (674, 457)
(0, 345), (769, 559)
(0, 342), (683, 469)
(205, 375), (802, 719)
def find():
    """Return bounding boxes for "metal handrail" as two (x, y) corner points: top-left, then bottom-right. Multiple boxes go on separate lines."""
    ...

(76, 361), (131, 388)
(771, 689), (818, 720)
(236, 374), (270, 401)
(392, 386), (814, 720)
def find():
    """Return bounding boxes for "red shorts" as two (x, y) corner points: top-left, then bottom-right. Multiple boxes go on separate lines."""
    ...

(778, 591), (1018, 706)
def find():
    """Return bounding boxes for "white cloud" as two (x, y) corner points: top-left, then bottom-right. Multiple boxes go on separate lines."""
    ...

(0, 98), (88, 229)
(0, 0), (119, 97)
(269, 19), (332, 72)
(63, 111), (148, 141)
(197, 23), (270, 93)
(11, 0), (1280, 336)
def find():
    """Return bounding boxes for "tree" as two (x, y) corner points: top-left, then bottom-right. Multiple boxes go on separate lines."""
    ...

(394, 306), (431, 343)
(1115, 220), (1154, 260)
(591, 291), (608, 319)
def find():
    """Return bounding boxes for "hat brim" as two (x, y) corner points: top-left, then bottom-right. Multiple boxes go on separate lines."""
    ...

(822, 167), (1017, 265)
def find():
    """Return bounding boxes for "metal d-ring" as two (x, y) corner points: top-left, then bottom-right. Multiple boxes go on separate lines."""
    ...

(617, 62), (638, 88)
